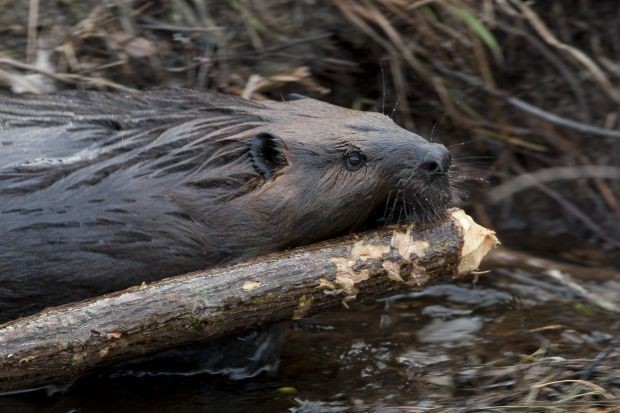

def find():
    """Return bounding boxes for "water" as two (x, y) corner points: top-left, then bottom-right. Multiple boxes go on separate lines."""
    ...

(1, 267), (618, 412)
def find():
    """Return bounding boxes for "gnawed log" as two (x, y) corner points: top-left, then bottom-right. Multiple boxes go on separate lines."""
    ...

(0, 208), (497, 393)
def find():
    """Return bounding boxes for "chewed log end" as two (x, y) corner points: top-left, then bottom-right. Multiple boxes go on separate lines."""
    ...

(450, 209), (500, 275)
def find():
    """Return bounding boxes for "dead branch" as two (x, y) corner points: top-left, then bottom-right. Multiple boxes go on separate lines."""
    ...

(0, 209), (497, 393)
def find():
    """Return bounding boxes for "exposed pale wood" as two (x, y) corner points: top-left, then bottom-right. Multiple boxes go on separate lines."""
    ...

(0, 208), (497, 393)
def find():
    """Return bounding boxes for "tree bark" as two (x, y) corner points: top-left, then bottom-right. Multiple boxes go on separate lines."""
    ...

(0, 208), (497, 393)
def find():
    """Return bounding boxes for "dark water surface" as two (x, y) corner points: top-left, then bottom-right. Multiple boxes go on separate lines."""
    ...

(1, 267), (618, 412)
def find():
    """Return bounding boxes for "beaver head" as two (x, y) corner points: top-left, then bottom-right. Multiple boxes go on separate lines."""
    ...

(204, 95), (452, 257)
(0, 89), (451, 319)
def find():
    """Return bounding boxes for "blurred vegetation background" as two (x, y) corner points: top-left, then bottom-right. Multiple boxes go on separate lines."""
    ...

(1, 0), (619, 264)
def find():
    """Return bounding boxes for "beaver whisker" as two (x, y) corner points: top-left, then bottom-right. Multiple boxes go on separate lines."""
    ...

(397, 203), (405, 224)
(447, 140), (477, 149)
(386, 188), (403, 225)
(401, 196), (411, 224)
(382, 190), (394, 220)
(452, 155), (495, 161)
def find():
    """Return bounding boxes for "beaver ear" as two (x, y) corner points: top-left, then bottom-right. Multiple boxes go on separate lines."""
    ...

(249, 133), (288, 180)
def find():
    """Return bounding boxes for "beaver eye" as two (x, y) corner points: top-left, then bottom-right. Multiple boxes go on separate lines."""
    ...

(344, 150), (366, 171)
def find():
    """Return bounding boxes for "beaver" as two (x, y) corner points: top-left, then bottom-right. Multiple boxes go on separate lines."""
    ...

(0, 89), (451, 322)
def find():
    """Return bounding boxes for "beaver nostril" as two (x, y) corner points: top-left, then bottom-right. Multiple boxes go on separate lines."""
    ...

(419, 145), (451, 176)
(420, 159), (442, 175)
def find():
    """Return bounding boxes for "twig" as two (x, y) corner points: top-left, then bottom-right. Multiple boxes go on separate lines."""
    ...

(434, 63), (620, 140)
(0, 58), (137, 93)
(496, 23), (591, 122)
(487, 166), (620, 204)
(485, 247), (620, 282)
(26, 0), (40, 64)
(139, 23), (223, 33)
(506, 97), (620, 140)
(543, 270), (619, 313)
(511, 0), (620, 104)
(509, 163), (620, 249)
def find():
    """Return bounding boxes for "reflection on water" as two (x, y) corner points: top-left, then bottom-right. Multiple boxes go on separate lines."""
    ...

(1, 267), (618, 412)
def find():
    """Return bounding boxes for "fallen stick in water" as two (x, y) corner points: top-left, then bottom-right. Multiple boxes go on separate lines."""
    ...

(0, 208), (497, 393)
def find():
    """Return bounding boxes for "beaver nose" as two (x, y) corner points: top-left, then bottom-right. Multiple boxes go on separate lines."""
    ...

(419, 144), (451, 176)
